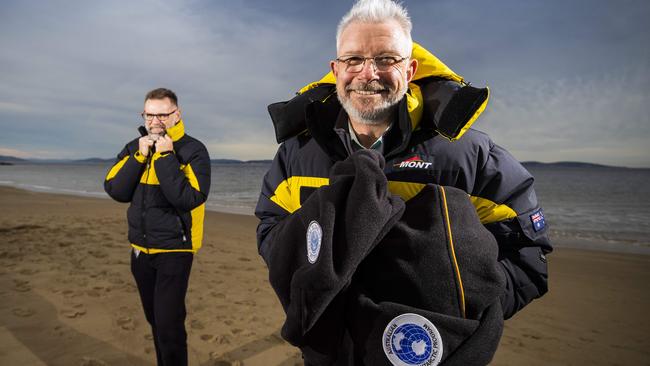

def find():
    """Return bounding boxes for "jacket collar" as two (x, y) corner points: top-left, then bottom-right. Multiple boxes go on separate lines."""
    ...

(166, 119), (185, 142)
(305, 92), (414, 161)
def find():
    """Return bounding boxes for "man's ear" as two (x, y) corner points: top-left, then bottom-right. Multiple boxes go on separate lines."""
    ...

(330, 60), (339, 79)
(406, 58), (418, 82)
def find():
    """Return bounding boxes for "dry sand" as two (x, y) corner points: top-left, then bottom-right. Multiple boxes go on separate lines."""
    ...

(0, 186), (648, 365)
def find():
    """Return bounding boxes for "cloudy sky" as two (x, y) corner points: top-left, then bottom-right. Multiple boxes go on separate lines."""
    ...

(1, 0), (648, 167)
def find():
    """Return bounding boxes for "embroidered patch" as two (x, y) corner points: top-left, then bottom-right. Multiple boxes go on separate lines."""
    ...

(530, 208), (546, 232)
(393, 155), (433, 170)
(306, 220), (322, 264)
(383, 313), (443, 366)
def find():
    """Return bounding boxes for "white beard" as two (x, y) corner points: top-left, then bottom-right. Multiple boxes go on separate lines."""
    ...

(337, 81), (408, 125)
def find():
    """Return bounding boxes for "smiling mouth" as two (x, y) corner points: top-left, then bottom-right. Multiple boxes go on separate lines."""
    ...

(351, 90), (385, 95)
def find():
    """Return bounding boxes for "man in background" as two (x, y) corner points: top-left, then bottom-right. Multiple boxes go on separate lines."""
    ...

(104, 88), (211, 365)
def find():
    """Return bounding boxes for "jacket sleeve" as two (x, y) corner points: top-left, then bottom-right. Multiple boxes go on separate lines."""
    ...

(104, 141), (146, 203)
(473, 140), (552, 319)
(255, 148), (404, 359)
(255, 142), (293, 261)
(153, 142), (211, 212)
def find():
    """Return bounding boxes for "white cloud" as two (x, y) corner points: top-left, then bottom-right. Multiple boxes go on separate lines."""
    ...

(477, 68), (650, 167)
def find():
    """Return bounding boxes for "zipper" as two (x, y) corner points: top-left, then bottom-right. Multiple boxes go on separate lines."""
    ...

(141, 161), (150, 247)
(176, 216), (187, 242)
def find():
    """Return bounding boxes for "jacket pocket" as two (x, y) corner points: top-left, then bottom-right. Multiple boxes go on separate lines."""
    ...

(126, 204), (143, 243)
(145, 207), (184, 247)
(176, 215), (188, 243)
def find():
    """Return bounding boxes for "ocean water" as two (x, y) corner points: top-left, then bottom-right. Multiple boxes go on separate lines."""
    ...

(1, 162), (649, 253)
(526, 165), (650, 253)
(0, 162), (270, 215)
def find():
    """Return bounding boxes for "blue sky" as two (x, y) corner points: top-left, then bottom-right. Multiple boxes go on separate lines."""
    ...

(1, 0), (648, 167)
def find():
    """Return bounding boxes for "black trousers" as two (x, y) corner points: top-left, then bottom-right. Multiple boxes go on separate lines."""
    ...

(131, 250), (193, 366)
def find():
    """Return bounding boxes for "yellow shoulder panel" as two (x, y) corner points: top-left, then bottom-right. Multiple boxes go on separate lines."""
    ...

(105, 155), (130, 181)
(270, 176), (330, 213)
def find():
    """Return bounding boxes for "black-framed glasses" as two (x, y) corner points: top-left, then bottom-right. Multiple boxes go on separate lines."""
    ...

(141, 109), (177, 122)
(335, 55), (408, 73)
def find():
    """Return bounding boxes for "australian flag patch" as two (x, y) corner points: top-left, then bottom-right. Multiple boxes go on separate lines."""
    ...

(530, 208), (546, 232)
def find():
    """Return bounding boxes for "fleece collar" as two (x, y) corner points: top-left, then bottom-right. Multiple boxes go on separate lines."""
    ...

(166, 119), (185, 142)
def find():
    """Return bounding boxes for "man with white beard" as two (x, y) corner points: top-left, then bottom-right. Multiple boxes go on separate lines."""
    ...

(255, 0), (551, 364)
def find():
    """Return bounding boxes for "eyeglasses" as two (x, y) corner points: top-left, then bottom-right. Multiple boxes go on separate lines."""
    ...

(335, 55), (408, 73)
(141, 109), (177, 122)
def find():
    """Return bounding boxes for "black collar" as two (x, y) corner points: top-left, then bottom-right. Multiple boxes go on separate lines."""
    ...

(305, 94), (421, 162)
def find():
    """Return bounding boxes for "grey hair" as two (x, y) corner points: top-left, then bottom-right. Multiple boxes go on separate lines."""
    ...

(336, 0), (413, 55)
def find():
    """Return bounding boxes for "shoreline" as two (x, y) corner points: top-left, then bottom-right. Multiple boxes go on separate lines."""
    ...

(2, 183), (648, 255)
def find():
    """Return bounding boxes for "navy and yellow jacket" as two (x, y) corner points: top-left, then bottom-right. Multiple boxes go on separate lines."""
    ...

(104, 120), (211, 254)
(255, 43), (552, 319)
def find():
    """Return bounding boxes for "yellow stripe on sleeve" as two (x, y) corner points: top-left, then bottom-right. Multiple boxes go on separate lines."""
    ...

(105, 155), (130, 181)
(269, 176), (330, 213)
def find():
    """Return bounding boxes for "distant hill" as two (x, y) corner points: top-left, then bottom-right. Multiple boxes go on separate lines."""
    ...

(211, 159), (272, 164)
(522, 161), (628, 169)
(77, 158), (113, 163)
(0, 155), (27, 162)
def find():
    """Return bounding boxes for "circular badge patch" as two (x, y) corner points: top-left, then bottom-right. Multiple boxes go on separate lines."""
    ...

(383, 313), (443, 366)
(306, 220), (322, 264)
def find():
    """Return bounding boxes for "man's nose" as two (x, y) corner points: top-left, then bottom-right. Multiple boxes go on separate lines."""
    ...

(356, 59), (380, 80)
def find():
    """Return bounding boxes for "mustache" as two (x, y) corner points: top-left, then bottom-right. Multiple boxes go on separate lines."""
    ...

(345, 81), (389, 92)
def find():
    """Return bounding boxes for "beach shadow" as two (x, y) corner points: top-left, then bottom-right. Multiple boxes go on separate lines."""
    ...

(0, 276), (153, 366)
(201, 330), (302, 366)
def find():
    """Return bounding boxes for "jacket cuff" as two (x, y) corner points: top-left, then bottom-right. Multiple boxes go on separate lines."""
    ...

(133, 151), (147, 163)
(152, 150), (174, 161)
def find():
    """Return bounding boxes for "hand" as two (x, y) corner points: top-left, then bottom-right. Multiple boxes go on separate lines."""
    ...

(155, 134), (173, 154)
(138, 136), (155, 157)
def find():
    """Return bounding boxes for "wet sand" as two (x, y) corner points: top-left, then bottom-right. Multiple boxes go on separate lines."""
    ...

(0, 186), (648, 365)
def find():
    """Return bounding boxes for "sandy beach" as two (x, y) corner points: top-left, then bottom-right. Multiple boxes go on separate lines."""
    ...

(0, 186), (648, 365)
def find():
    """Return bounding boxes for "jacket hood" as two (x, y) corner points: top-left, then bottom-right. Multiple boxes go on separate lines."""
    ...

(268, 42), (489, 143)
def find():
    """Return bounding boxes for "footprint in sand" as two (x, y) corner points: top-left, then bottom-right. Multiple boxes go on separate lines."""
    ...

(13, 279), (31, 292)
(210, 360), (242, 366)
(88, 250), (108, 259)
(86, 289), (101, 297)
(62, 289), (80, 298)
(58, 240), (74, 248)
(80, 357), (107, 366)
(116, 316), (135, 330)
(215, 334), (232, 344)
(234, 299), (256, 306)
(190, 319), (205, 330)
(200, 334), (214, 341)
(108, 277), (124, 285)
(12, 308), (36, 317)
(61, 308), (87, 318)
(18, 268), (39, 275)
